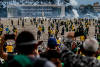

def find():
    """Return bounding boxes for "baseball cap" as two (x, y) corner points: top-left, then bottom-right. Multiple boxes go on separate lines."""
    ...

(48, 37), (58, 48)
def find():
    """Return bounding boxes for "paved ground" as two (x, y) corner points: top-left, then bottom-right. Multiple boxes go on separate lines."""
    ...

(0, 18), (97, 62)
(0, 18), (96, 42)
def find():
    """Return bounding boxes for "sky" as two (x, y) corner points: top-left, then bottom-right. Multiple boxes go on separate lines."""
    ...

(76, 0), (100, 5)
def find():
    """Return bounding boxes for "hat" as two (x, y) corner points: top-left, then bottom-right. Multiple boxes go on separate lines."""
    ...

(48, 37), (58, 48)
(15, 31), (43, 51)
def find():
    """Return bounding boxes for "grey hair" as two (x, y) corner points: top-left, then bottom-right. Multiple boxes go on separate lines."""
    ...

(83, 38), (99, 52)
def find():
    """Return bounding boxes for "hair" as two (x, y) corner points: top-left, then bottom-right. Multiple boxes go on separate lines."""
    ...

(46, 50), (60, 60)
(15, 31), (36, 55)
(48, 44), (56, 49)
(83, 38), (99, 56)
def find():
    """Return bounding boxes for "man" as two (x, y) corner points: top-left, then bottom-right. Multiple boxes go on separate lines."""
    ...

(11, 20), (13, 26)
(12, 26), (18, 36)
(61, 32), (100, 67)
(0, 31), (55, 67)
(22, 19), (24, 28)
(37, 30), (41, 40)
(40, 37), (62, 67)
(18, 19), (20, 26)
(0, 23), (3, 35)
(5, 42), (14, 54)
(61, 27), (64, 35)
(5, 26), (10, 34)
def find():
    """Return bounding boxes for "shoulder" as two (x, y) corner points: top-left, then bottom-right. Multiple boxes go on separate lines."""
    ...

(61, 49), (100, 67)
(34, 58), (56, 67)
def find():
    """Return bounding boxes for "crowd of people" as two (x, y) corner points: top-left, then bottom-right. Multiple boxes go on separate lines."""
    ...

(0, 17), (100, 67)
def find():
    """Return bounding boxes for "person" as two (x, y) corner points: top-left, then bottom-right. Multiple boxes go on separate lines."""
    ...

(48, 26), (51, 38)
(11, 20), (13, 26)
(18, 19), (20, 26)
(0, 31), (56, 67)
(42, 25), (45, 33)
(97, 33), (100, 44)
(40, 37), (62, 67)
(98, 24), (100, 34)
(55, 29), (58, 39)
(80, 35), (85, 43)
(37, 30), (41, 40)
(61, 32), (100, 67)
(12, 26), (18, 36)
(0, 23), (3, 35)
(22, 19), (24, 28)
(30, 19), (33, 25)
(61, 27), (64, 35)
(5, 42), (14, 54)
(5, 26), (10, 34)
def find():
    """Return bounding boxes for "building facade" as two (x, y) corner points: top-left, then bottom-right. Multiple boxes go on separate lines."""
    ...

(7, 5), (65, 18)
(93, 2), (100, 13)
(0, 0), (69, 17)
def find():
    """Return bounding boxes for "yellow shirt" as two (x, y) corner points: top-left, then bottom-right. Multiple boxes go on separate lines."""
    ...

(72, 26), (75, 31)
(57, 40), (61, 44)
(0, 28), (3, 31)
(6, 45), (13, 53)
(38, 26), (42, 31)
(80, 36), (85, 41)
(97, 56), (100, 60)
(51, 30), (55, 35)
(52, 30), (55, 34)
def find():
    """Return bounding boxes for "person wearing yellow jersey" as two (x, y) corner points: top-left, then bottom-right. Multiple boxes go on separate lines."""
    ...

(48, 29), (51, 38)
(0, 28), (3, 31)
(72, 25), (75, 31)
(50, 29), (55, 37)
(57, 38), (61, 45)
(50, 29), (53, 35)
(80, 35), (85, 41)
(6, 45), (13, 53)
(38, 25), (42, 32)
(97, 56), (100, 60)
(0, 27), (3, 35)
(52, 29), (55, 35)
(6, 42), (14, 53)
(97, 48), (100, 60)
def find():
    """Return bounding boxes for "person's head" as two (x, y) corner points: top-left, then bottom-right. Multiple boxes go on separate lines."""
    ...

(48, 37), (58, 49)
(82, 38), (99, 56)
(15, 31), (38, 55)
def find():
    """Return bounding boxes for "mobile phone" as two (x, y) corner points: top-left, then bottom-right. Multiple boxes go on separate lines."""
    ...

(4, 34), (15, 40)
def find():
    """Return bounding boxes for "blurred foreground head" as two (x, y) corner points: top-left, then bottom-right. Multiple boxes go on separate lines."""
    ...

(83, 38), (99, 56)
(15, 31), (38, 55)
